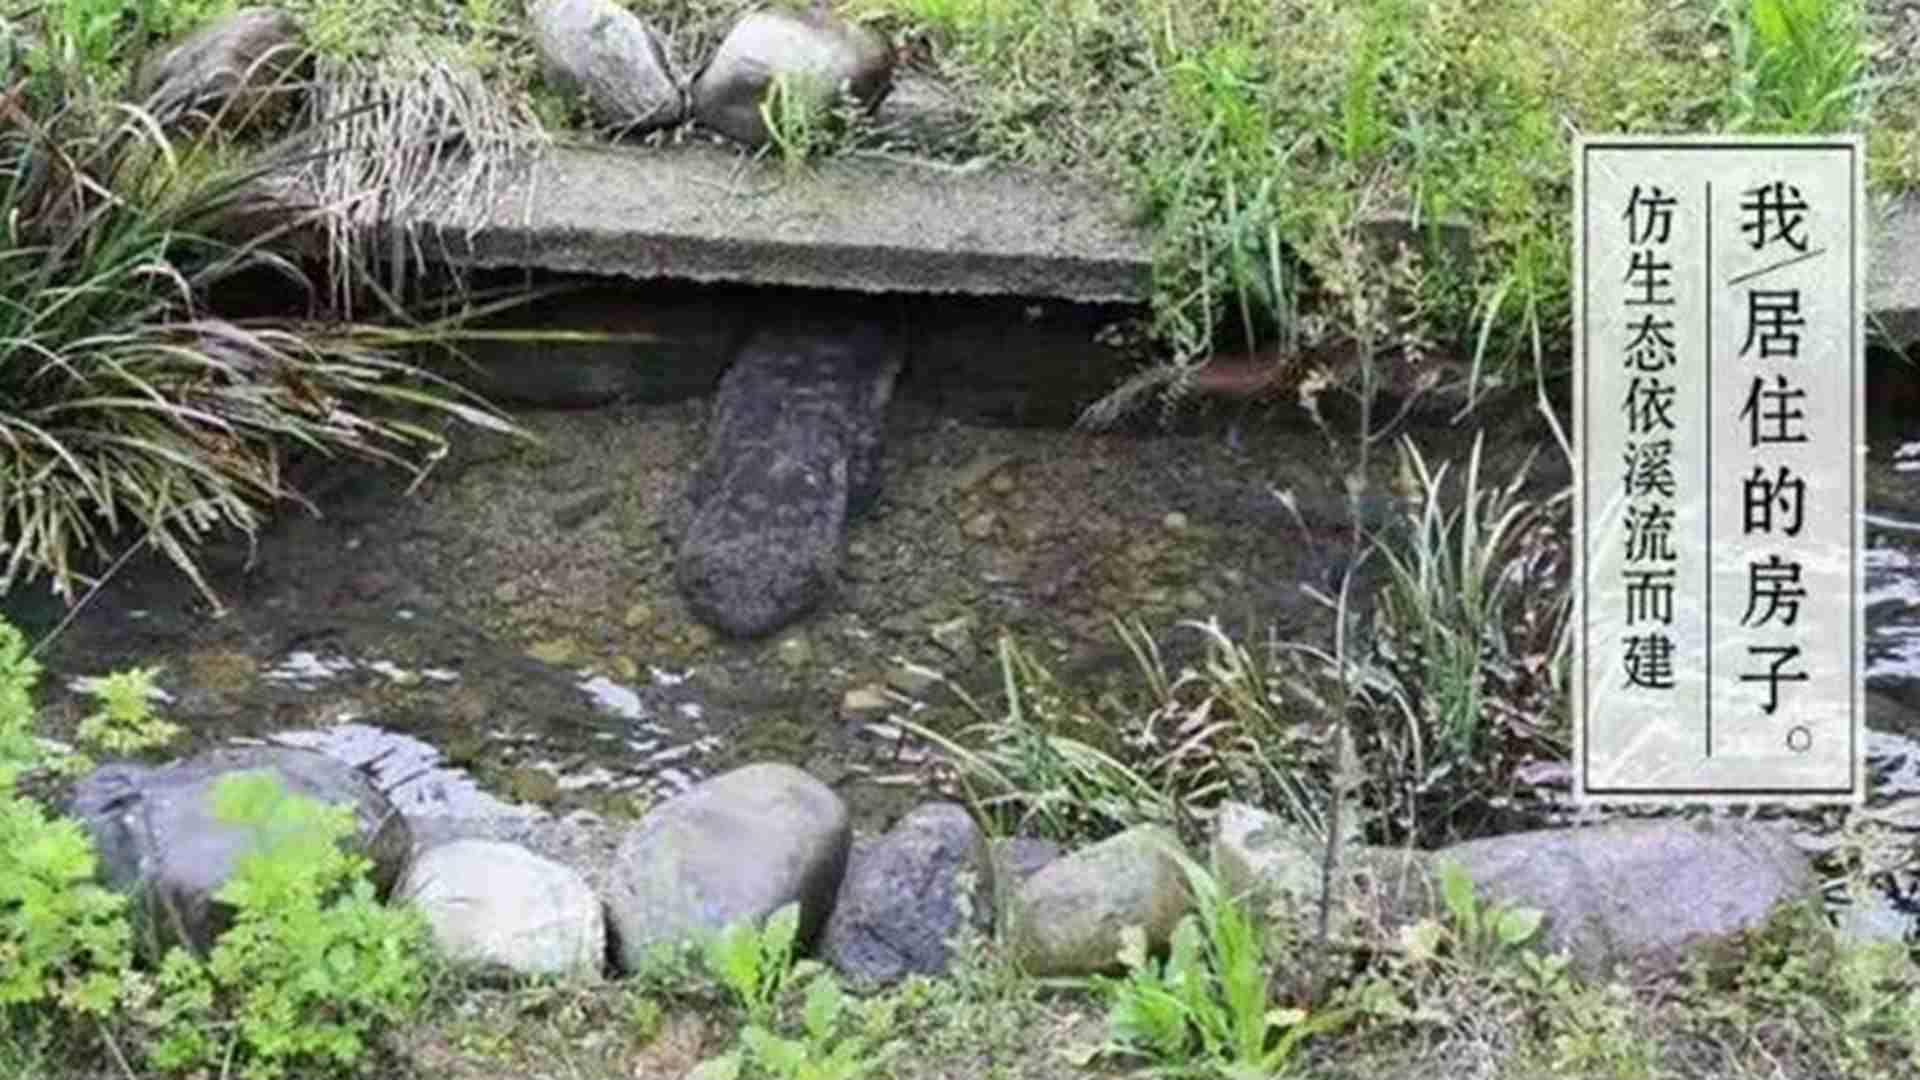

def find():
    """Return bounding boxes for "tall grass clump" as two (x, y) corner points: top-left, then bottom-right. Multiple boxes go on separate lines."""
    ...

(280, 23), (548, 316)
(0, 40), (523, 613)
(1722, 0), (1880, 135)
(1280, 433), (1572, 849)
(894, 631), (1186, 845)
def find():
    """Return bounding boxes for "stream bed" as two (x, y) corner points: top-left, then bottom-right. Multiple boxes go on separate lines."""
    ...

(5, 389), (1412, 832)
(9, 383), (1920, 857)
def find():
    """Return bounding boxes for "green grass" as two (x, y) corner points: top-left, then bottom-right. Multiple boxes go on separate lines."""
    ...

(16, 0), (1910, 430)
(0, 19), (533, 612)
(850, 0), (1914, 421)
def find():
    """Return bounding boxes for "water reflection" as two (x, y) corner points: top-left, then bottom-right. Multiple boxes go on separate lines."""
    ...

(234, 647), (719, 817)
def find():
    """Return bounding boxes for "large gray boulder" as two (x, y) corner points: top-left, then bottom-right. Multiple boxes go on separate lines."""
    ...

(1436, 817), (1820, 980)
(530, 0), (686, 134)
(690, 6), (893, 147)
(66, 746), (411, 957)
(821, 802), (994, 986)
(136, 7), (305, 134)
(1212, 802), (1822, 981)
(1006, 824), (1191, 977)
(604, 762), (850, 973)
(398, 839), (604, 979)
(675, 309), (904, 638)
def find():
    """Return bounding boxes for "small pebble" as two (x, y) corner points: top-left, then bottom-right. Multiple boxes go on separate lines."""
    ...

(1163, 511), (1189, 532)
(528, 638), (580, 666)
(839, 685), (893, 721)
(777, 635), (814, 669)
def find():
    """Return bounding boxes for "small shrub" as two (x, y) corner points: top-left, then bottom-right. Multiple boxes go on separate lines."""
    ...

(1678, 898), (1920, 1080)
(74, 666), (181, 758)
(0, 613), (136, 1055)
(1396, 861), (1555, 981)
(733, 975), (902, 1080)
(0, 793), (134, 1019)
(703, 902), (809, 1028)
(0, 619), (43, 778)
(692, 904), (903, 1080)
(138, 769), (431, 1079)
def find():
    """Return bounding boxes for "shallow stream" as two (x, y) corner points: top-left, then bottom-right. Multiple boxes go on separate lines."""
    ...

(8, 381), (1920, 852)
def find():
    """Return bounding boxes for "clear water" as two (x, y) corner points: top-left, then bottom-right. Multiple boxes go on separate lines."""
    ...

(223, 647), (720, 825)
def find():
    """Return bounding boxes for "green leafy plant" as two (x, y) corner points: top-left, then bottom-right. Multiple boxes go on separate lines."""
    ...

(1337, 0), (1411, 163)
(74, 666), (181, 756)
(692, 906), (901, 1080)
(0, 618), (43, 779)
(2, 16), (530, 613)
(52, 0), (131, 74)
(0, 613), (135, 1058)
(731, 975), (902, 1080)
(1680, 898), (1920, 1079)
(0, 792), (134, 1018)
(1286, 432), (1570, 849)
(896, 631), (1179, 845)
(1535, 980), (1662, 1079)
(704, 902), (809, 1028)
(1397, 860), (1558, 987)
(1723, 0), (1878, 134)
(139, 769), (430, 1079)
(1088, 848), (1354, 1078)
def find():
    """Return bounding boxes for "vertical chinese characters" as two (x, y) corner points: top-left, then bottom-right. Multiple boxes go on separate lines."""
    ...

(1733, 181), (1816, 724)
(1621, 184), (1681, 692)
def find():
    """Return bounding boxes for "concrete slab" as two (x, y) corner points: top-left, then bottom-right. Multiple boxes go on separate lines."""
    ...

(400, 142), (1918, 345)
(409, 142), (1153, 304)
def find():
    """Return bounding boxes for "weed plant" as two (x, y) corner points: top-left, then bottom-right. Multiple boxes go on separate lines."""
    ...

(692, 903), (904, 1080)
(0, 28), (529, 611)
(1088, 847), (1357, 1078)
(0, 613), (433, 1078)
